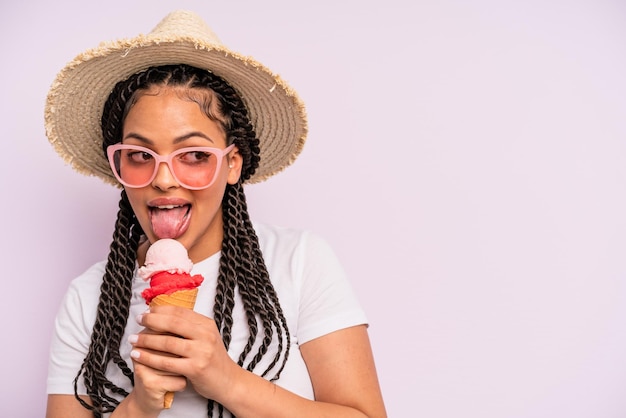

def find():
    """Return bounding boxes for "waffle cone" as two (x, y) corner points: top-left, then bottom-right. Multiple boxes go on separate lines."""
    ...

(163, 391), (174, 409)
(148, 288), (198, 409)
(149, 288), (198, 309)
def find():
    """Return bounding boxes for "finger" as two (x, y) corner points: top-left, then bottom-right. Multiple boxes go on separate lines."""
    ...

(136, 309), (186, 337)
(137, 307), (215, 340)
(145, 304), (203, 319)
(130, 338), (193, 374)
(132, 361), (188, 402)
(132, 358), (186, 380)
(130, 332), (192, 359)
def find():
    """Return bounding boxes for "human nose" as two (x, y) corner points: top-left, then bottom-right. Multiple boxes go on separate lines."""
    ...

(151, 160), (180, 190)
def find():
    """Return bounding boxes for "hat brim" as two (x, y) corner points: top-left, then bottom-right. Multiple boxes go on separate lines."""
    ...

(45, 34), (307, 186)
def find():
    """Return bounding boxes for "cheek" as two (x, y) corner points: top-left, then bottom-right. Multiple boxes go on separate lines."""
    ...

(195, 187), (226, 212)
(124, 189), (149, 225)
(191, 183), (228, 222)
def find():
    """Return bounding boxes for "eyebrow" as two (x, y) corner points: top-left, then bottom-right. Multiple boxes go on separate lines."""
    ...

(123, 131), (216, 145)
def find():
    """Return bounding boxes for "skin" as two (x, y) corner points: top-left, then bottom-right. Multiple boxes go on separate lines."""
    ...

(122, 87), (243, 264)
(46, 87), (387, 418)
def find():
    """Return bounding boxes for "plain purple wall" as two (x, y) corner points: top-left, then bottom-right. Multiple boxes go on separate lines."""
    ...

(2, 0), (626, 416)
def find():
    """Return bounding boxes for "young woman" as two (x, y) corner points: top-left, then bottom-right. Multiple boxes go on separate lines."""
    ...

(45, 10), (386, 418)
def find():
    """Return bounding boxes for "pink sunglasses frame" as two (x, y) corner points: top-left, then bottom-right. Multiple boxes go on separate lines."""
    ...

(107, 143), (236, 190)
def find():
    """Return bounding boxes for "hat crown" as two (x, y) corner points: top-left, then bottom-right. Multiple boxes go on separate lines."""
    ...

(149, 10), (222, 46)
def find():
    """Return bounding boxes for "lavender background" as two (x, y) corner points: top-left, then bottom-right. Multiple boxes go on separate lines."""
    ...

(2, 0), (626, 416)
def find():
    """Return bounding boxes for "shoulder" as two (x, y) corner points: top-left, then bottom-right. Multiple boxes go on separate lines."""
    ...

(253, 221), (332, 257)
(253, 221), (307, 244)
(67, 260), (108, 292)
(251, 221), (347, 290)
(50, 261), (110, 352)
(251, 221), (342, 288)
(59, 260), (109, 319)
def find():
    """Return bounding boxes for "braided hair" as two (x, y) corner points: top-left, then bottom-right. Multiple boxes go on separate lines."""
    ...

(74, 64), (291, 417)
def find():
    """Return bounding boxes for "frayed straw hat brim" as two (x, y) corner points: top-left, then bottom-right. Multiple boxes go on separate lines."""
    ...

(44, 10), (307, 185)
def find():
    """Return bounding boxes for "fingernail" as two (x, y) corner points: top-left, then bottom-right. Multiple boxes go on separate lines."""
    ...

(130, 350), (140, 359)
(136, 309), (149, 324)
(128, 334), (138, 344)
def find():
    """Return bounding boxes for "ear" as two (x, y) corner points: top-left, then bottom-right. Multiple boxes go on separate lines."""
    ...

(226, 146), (243, 185)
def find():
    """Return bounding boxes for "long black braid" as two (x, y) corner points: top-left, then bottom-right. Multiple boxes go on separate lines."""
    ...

(74, 64), (291, 417)
(72, 190), (141, 415)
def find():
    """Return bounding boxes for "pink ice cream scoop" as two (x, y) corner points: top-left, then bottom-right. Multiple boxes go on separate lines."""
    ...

(138, 239), (204, 304)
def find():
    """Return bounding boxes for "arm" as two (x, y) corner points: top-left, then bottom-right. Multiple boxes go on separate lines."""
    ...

(300, 325), (387, 416)
(223, 325), (387, 418)
(46, 395), (94, 418)
(46, 392), (165, 418)
(46, 354), (186, 418)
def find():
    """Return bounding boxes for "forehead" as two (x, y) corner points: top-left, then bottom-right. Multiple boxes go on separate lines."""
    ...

(122, 89), (227, 146)
(125, 87), (227, 131)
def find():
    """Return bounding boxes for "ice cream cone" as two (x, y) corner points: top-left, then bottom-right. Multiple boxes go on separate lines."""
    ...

(149, 288), (198, 309)
(139, 239), (205, 410)
(148, 287), (199, 408)
(163, 391), (175, 409)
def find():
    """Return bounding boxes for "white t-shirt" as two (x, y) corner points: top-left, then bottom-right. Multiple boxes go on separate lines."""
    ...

(47, 222), (367, 417)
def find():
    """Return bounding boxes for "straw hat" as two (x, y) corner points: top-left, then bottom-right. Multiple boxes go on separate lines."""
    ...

(44, 10), (307, 185)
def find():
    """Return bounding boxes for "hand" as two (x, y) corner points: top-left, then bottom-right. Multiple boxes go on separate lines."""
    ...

(126, 325), (188, 414)
(130, 305), (240, 404)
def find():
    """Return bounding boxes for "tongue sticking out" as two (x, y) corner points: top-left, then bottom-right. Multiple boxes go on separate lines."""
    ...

(150, 206), (189, 239)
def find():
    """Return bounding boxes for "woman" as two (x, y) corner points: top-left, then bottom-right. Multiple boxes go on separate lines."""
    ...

(45, 10), (386, 418)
